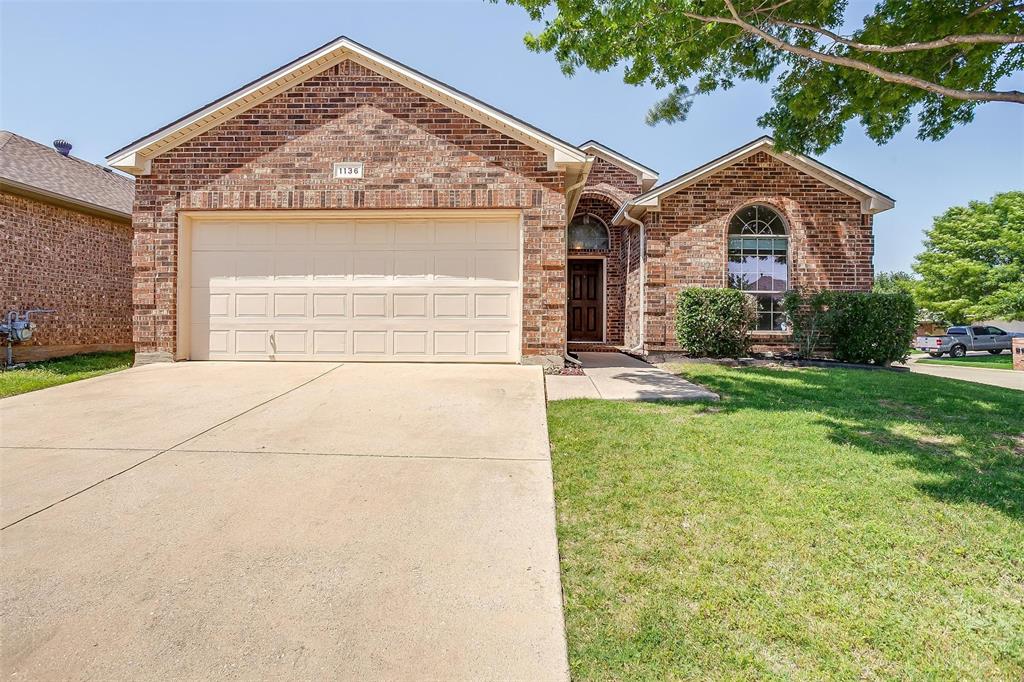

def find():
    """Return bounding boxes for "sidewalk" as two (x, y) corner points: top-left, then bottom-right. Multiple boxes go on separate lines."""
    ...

(545, 352), (718, 402)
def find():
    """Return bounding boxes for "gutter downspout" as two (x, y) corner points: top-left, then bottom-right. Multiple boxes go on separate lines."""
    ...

(621, 209), (646, 355)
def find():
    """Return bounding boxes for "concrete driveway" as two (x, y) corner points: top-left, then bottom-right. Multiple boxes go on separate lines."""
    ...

(906, 355), (1023, 390)
(0, 362), (568, 680)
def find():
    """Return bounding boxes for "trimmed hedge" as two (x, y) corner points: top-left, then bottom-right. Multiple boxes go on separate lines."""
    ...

(783, 290), (917, 366)
(675, 288), (756, 358)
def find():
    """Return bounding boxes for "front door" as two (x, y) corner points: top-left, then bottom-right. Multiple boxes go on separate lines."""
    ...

(568, 259), (603, 342)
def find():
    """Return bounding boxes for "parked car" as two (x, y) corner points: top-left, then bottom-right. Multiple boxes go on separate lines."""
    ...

(915, 325), (1022, 358)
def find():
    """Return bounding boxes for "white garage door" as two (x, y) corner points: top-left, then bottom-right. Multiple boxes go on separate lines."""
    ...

(187, 215), (521, 362)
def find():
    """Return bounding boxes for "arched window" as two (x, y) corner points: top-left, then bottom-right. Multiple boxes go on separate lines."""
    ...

(568, 214), (610, 250)
(727, 205), (789, 331)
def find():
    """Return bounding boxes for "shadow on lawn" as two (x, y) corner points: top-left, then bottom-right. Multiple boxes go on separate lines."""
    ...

(669, 365), (1024, 520)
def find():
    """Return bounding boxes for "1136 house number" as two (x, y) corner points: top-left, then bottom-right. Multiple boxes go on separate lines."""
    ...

(333, 162), (364, 179)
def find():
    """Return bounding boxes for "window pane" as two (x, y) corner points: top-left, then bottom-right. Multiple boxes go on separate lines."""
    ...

(568, 214), (609, 249)
(729, 204), (787, 235)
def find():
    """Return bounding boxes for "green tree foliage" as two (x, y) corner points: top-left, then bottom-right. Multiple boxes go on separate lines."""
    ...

(913, 191), (1024, 322)
(501, 0), (1024, 153)
(873, 271), (918, 296)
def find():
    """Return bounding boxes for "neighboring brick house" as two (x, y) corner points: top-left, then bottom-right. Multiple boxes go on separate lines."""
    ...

(106, 36), (893, 366)
(1, 132), (134, 363)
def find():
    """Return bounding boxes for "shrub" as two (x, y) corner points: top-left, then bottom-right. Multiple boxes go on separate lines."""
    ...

(784, 290), (917, 365)
(782, 290), (835, 359)
(675, 288), (756, 358)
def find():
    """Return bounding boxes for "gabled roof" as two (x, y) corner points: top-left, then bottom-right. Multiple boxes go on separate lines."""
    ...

(107, 36), (588, 175)
(578, 140), (658, 191)
(612, 136), (895, 225)
(0, 131), (133, 219)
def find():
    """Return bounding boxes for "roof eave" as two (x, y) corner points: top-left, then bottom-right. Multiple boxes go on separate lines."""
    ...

(628, 137), (894, 216)
(0, 177), (131, 221)
(578, 140), (659, 188)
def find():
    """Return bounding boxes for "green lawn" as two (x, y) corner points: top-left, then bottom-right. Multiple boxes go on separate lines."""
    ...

(918, 354), (1014, 370)
(548, 364), (1024, 680)
(0, 351), (133, 399)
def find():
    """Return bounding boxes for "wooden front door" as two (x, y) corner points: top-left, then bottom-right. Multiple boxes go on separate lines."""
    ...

(568, 259), (604, 342)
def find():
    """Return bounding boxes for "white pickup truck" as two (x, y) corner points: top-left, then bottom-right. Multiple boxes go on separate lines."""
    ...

(915, 325), (1021, 358)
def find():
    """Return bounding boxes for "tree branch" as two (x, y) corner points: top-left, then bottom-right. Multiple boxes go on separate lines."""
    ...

(680, 0), (1024, 104)
(762, 17), (1024, 53)
(967, 0), (1024, 17)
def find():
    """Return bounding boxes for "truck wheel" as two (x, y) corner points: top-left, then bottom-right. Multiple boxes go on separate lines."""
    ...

(950, 345), (967, 358)
(988, 349), (1003, 355)
(928, 352), (943, 358)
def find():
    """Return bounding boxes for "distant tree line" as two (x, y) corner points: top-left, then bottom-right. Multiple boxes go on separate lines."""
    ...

(875, 191), (1024, 325)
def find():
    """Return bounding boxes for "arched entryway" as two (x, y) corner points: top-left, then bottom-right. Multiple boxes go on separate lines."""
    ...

(567, 191), (627, 346)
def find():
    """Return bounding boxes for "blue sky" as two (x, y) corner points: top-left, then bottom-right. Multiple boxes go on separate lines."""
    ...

(2, 0), (1022, 273)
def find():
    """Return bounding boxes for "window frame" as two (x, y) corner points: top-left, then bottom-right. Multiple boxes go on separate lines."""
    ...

(568, 213), (611, 251)
(726, 203), (791, 333)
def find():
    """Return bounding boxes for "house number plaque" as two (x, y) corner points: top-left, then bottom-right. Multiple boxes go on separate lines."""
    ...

(333, 162), (364, 179)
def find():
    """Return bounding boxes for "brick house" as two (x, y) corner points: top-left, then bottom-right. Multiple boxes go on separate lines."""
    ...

(107, 36), (893, 366)
(1, 132), (135, 363)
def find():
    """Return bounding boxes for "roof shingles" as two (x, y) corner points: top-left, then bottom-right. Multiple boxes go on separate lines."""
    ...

(0, 131), (134, 217)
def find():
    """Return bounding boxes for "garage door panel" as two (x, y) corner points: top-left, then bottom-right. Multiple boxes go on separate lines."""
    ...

(273, 293), (307, 318)
(191, 223), (237, 249)
(476, 252), (519, 283)
(394, 222), (432, 244)
(475, 293), (512, 318)
(274, 253), (310, 280)
(189, 216), (521, 362)
(355, 221), (392, 244)
(275, 222), (312, 245)
(394, 253), (430, 279)
(476, 331), (512, 355)
(434, 220), (475, 244)
(393, 294), (428, 318)
(235, 330), (270, 354)
(236, 253), (275, 280)
(352, 293), (388, 318)
(313, 330), (347, 355)
(270, 330), (308, 355)
(314, 221), (355, 244)
(353, 253), (391, 279)
(313, 253), (353, 280)
(313, 293), (347, 318)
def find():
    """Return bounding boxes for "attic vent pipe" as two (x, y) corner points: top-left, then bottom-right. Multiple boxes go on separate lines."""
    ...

(53, 139), (72, 156)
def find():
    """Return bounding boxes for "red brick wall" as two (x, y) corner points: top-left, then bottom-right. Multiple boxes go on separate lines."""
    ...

(569, 193), (626, 345)
(584, 156), (642, 195)
(1, 191), (133, 361)
(132, 59), (567, 360)
(623, 225), (643, 349)
(641, 151), (874, 352)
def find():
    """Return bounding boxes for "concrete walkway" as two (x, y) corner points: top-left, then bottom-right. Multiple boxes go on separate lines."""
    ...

(907, 356), (1023, 391)
(546, 352), (718, 401)
(1, 362), (568, 681)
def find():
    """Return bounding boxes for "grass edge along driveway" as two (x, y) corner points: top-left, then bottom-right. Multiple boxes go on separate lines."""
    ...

(917, 353), (1013, 370)
(548, 363), (1023, 680)
(0, 351), (133, 399)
